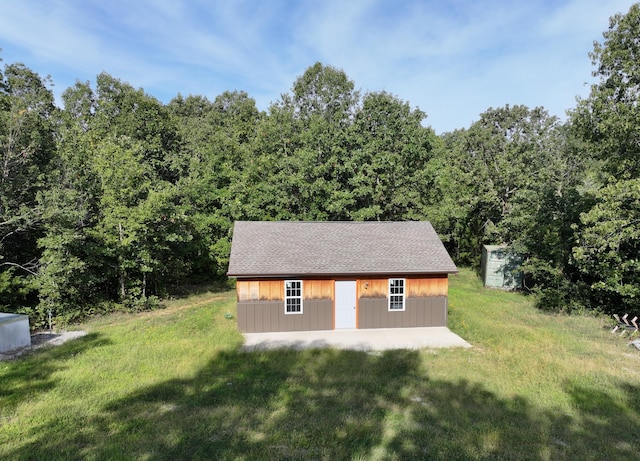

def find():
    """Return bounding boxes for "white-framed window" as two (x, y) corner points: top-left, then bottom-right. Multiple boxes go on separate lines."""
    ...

(285, 280), (303, 314)
(388, 278), (405, 311)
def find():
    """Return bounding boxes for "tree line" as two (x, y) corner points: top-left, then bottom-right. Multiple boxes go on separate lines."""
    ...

(1, 5), (639, 327)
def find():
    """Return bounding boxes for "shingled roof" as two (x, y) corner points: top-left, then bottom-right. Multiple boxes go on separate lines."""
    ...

(227, 221), (458, 278)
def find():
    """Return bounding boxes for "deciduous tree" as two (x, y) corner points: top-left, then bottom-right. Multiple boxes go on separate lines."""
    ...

(571, 3), (640, 315)
(0, 63), (57, 312)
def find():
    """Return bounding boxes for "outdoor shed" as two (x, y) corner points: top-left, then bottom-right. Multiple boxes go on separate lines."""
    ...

(227, 221), (458, 333)
(0, 313), (31, 353)
(480, 245), (523, 289)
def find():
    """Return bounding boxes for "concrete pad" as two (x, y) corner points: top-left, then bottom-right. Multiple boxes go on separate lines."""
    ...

(242, 327), (471, 352)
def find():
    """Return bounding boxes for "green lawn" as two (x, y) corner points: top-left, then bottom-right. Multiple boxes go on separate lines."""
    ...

(1, 269), (639, 460)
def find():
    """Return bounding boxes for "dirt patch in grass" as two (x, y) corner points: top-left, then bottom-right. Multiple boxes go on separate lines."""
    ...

(139, 295), (228, 320)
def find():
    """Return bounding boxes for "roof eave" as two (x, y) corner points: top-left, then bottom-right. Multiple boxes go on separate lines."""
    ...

(227, 269), (459, 279)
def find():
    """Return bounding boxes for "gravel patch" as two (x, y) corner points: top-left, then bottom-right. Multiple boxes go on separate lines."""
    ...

(0, 330), (88, 361)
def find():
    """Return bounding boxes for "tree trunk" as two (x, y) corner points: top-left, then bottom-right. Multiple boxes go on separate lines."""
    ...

(119, 222), (125, 300)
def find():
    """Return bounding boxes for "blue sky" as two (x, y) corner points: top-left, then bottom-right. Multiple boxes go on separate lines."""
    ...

(0, 0), (636, 133)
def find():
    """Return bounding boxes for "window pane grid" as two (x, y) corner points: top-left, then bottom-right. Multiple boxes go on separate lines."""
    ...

(286, 298), (301, 313)
(285, 280), (303, 314)
(388, 279), (405, 311)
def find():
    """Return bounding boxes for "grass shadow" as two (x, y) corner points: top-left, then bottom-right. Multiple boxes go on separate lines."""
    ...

(561, 380), (640, 459)
(3, 345), (640, 460)
(0, 333), (112, 415)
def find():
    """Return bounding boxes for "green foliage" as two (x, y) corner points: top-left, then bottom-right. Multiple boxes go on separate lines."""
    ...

(349, 91), (438, 221)
(0, 267), (36, 312)
(4, 3), (640, 322)
(573, 179), (640, 315)
(292, 62), (359, 123)
(573, 3), (640, 179)
(436, 105), (566, 267)
(93, 73), (181, 182)
(235, 63), (361, 221)
(32, 74), (213, 323)
(570, 3), (640, 316)
(168, 90), (260, 277)
(232, 64), (438, 223)
(0, 62), (57, 313)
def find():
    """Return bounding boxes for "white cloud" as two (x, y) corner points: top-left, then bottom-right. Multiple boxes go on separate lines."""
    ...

(0, 0), (637, 132)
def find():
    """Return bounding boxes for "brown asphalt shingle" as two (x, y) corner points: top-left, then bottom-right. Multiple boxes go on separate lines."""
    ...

(227, 221), (458, 278)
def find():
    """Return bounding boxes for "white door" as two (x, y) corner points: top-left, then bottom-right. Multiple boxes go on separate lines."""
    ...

(335, 281), (357, 329)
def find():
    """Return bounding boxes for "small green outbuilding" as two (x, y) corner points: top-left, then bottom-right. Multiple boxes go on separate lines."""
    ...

(481, 245), (523, 290)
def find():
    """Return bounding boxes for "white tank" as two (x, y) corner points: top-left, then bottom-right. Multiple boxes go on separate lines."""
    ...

(0, 313), (31, 353)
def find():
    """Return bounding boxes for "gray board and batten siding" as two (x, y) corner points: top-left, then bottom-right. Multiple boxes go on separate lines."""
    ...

(237, 299), (333, 333)
(228, 221), (458, 333)
(358, 296), (448, 329)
